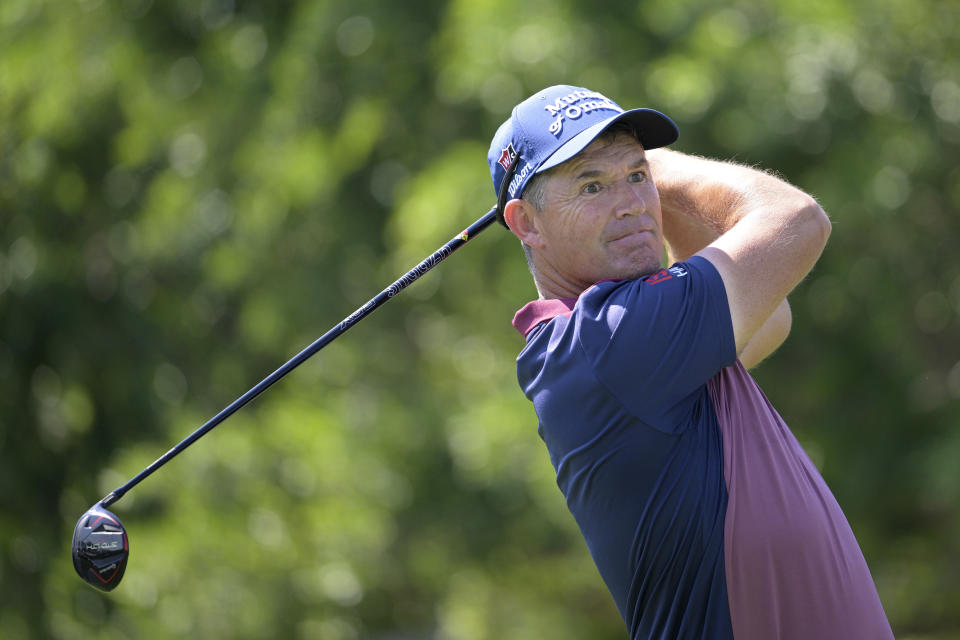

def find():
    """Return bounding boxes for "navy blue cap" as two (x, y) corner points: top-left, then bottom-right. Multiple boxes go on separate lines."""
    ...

(488, 85), (679, 227)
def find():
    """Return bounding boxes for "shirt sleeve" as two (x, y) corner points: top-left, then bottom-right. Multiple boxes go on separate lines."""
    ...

(574, 256), (736, 431)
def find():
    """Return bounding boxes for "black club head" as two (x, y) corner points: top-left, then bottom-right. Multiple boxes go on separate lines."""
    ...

(72, 504), (129, 592)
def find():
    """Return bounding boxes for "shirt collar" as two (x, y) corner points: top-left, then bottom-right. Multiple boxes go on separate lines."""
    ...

(512, 297), (577, 337)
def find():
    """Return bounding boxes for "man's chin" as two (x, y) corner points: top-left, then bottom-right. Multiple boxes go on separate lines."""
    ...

(579, 253), (662, 287)
(619, 257), (662, 281)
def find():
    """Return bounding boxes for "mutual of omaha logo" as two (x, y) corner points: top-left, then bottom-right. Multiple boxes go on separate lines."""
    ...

(543, 90), (623, 137)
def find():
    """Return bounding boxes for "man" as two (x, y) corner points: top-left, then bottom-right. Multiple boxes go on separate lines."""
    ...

(488, 85), (893, 639)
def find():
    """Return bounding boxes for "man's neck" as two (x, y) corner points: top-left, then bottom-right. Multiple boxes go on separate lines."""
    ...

(530, 259), (589, 300)
(534, 274), (586, 301)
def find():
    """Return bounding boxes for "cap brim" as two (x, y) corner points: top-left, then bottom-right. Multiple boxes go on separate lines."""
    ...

(538, 108), (679, 174)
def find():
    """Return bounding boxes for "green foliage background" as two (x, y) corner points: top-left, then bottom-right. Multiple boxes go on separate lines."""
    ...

(1, 0), (958, 638)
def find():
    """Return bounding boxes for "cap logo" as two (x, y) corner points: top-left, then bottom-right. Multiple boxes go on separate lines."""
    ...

(543, 90), (623, 137)
(508, 161), (535, 198)
(497, 143), (517, 171)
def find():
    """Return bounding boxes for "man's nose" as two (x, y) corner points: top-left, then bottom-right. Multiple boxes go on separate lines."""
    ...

(613, 181), (647, 218)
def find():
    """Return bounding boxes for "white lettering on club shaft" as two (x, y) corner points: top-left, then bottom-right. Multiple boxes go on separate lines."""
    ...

(335, 245), (456, 331)
(543, 91), (623, 137)
(385, 246), (453, 298)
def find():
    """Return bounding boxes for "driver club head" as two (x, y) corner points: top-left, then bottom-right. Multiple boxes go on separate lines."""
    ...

(72, 503), (129, 592)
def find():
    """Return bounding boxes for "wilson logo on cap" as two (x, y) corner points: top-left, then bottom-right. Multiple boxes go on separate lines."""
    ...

(498, 143), (517, 171)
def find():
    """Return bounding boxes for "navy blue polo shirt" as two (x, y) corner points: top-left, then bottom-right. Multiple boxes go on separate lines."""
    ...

(511, 256), (893, 640)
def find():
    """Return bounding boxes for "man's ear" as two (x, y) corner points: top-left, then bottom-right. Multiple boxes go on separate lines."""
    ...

(504, 199), (544, 248)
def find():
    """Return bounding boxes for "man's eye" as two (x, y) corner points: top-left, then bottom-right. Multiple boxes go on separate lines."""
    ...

(628, 172), (646, 183)
(582, 183), (600, 194)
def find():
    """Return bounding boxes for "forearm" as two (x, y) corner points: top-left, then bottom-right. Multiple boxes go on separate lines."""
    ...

(648, 147), (829, 355)
(662, 210), (719, 264)
(739, 298), (791, 369)
(648, 148), (788, 259)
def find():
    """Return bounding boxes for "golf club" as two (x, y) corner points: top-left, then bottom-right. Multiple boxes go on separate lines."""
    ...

(73, 152), (521, 592)
(71, 210), (514, 590)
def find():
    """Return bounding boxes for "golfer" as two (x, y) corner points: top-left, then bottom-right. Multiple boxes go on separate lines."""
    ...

(489, 85), (894, 639)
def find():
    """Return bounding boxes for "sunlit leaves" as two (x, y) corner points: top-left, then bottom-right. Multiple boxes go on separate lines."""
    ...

(2, 0), (959, 638)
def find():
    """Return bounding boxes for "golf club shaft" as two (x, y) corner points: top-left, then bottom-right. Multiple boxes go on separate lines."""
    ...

(99, 206), (498, 509)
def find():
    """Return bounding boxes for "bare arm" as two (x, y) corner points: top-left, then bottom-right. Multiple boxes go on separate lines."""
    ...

(738, 298), (791, 369)
(653, 156), (794, 368)
(648, 148), (829, 358)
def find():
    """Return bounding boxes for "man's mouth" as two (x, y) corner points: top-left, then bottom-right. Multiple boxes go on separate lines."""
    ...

(608, 229), (653, 243)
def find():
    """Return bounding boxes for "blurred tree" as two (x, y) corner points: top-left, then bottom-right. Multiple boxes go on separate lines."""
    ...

(0, 0), (958, 638)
